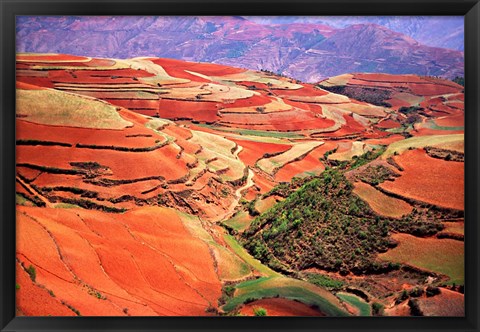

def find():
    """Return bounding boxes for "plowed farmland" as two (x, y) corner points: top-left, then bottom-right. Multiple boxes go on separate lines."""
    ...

(15, 53), (464, 317)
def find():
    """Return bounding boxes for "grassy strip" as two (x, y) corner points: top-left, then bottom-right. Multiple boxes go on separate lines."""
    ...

(196, 124), (304, 139)
(337, 292), (371, 316)
(223, 277), (349, 316)
(382, 134), (463, 158)
(224, 234), (280, 277)
(428, 120), (464, 131)
(223, 211), (253, 233)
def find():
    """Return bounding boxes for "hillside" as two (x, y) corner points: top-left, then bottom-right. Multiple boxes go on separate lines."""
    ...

(15, 53), (464, 317)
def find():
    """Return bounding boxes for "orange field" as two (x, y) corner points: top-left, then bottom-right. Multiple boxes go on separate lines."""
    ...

(151, 58), (247, 76)
(274, 143), (335, 182)
(157, 99), (219, 122)
(353, 181), (413, 218)
(239, 298), (325, 316)
(416, 288), (464, 316)
(232, 139), (291, 167)
(16, 206), (222, 316)
(434, 114), (464, 127)
(15, 53), (465, 317)
(379, 149), (464, 210)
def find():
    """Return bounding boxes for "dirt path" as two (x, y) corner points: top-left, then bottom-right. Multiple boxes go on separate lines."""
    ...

(16, 176), (54, 208)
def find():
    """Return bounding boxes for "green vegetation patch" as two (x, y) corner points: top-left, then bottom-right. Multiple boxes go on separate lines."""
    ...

(223, 211), (254, 232)
(337, 292), (371, 316)
(242, 168), (393, 274)
(305, 273), (344, 291)
(223, 276), (348, 316)
(196, 124), (304, 139)
(350, 145), (386, 169)
(224, 234), (280, 277)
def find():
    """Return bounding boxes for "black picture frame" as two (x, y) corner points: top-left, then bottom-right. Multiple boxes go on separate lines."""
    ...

(1, 0), (479, 331)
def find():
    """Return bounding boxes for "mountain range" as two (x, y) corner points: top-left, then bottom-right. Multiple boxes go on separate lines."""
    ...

(16, 16), (464, 83)
(248, 16), (464, 51)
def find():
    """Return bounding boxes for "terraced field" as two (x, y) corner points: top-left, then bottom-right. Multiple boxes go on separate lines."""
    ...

(378, 233), (464, 285)
(15, 53), (464, 317)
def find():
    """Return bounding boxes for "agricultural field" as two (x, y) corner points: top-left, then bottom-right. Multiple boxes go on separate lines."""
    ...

(15, 51), (464, 317)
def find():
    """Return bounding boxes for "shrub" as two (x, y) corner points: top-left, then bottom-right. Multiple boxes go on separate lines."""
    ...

(425, 286), (441, 297)
(306, 273), (344, 290)
(408, 298), (423, 316)
(396, 289), (409, 304)
(26, 265), (36, 282)
(371, 302), (384, 316)
(253, 307), (268, 316)
(409, 287), (424, 298)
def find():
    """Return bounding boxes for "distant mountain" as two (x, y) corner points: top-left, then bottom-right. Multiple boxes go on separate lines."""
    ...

(247, 16), (464, 51)
(16, 16), (464, 82)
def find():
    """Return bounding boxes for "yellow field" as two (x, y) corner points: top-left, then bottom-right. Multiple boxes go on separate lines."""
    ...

(378, 233), (464, 285)
(382, 134), (464, 158)
(353, 181), (413, 218)
(257, 141), (323, 174)
(16, 88), (132, 129)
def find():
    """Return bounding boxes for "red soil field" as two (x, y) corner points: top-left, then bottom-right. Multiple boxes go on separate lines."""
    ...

(16, 119), (163, 149)
(220, 110), (335, 131)
(274, 143), (333, 182)
(239, 298), (325, 316)
(320, 114), (365, 138)
(16, 263), (75, 316)
(16, 70), (49, 77)
(435, 114), (464, 127)
(276, 84), (328, 97)
(230, 139), (291, 167)
(151, 62), (211, 83)
(104, 99), (159, 110)
(252, 172), (277, 193)
(408, 83), (460, 96)
(16, 81), (45, 90)
(423, 77), (463, 89)
(221, 93), (273, 109)
(417, 288), (464, 316)
(16, 166), (42, 182)
(158, 99), (219, 122)
(363, 134), (405, 145)
(16, 76), (56, 88)
(376, 119), (401, 129)
(32, 172), (162, 200)
(52, 76), (141, 84)
(411, 128), (464, 137)
(379, 149), (464, 210)
(386, 97), (411, 110)
(347, 79), (410, 89)
(16, 144), (188, 182)
(70, 68), (155, 78)
(162, 124), (194, 141)
(447, 102), (464, 110)
(236, 81), (269, 90)
(282, 98), (316, 111)
(16, 206), (222, 316)
(353, 73), (427, 83)
(151, 58), (246, 76)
